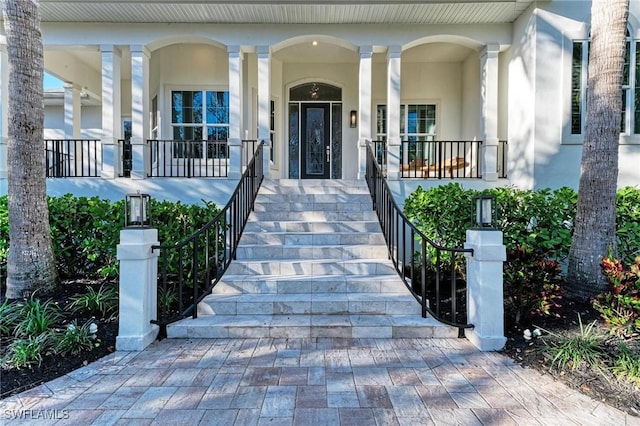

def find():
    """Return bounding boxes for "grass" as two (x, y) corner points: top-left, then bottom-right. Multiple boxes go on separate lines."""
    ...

(542, 314), (605, 371)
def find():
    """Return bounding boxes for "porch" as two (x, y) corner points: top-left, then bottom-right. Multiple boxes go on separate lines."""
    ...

(44, 139), (508, 180)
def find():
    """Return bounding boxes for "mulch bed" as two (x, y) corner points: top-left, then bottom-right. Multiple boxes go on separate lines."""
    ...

(0, 280), (118, 399)
(501, 298), (640, 417)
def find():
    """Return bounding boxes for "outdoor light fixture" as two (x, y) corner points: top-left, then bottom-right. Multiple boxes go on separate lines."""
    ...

(125, 191), (151, 228)
(350, 110), (357, 128)
(472, 193), (497, 229)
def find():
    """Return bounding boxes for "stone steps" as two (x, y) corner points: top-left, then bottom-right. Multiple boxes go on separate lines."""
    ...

(211, 274), (407, 294)
(166, 178), (457, 340)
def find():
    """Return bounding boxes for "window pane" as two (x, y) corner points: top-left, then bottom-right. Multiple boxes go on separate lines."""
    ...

(571, 42), (583, 134)
(290, 83), (342, 101)
(172, 91), (202, 124)
(406, 105), (435, 135)
(623, 40), (631, 86)
(173, 126), (202, 141)
(207, 126), (228, 141)
(206, 91), (229, 124)
(288, 103), (299, 178)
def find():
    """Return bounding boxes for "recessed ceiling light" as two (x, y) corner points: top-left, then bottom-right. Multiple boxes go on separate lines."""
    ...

(312, 41), (318, 46)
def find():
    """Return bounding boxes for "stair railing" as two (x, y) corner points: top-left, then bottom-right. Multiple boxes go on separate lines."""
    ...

(365, 141), (474, 334)
(151, 141), (264, 337)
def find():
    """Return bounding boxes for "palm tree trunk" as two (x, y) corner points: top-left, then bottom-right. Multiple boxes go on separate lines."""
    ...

(2, 0), (57, 298)
(567, 0), (629, 300)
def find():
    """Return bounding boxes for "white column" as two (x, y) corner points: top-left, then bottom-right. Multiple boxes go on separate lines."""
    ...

(101, 45), (122, 178)
(63, 82), (81, 139)
(0, 45), (8, 193)
(464, 229), (507, 351)
(357, 46), (373, 180)
(64, 83), (82, 175)
(386, 46), (402, 180)
(257, 45), (271, 177)
(131, 45), (150, 180)
(116, 228), (159, 351)
(480, 44), (500, 181)
(228, 45), (243, 180)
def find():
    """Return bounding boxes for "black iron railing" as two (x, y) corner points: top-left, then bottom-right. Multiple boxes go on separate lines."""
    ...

(366, 141), (474, 333)
(151, 141), (264, 337)
(148, 139), (230, 178)
(399, 140), (481, 179)
(44, 139), (101, 177)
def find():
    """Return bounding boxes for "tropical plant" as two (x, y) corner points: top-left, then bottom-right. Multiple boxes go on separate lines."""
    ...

(68, 284), (118, 319)
(612, 342), (640, 386)
(12, 296), (63, 337)
(1, 333), (52, 369)
(52, 321), (97, 356)
(543, 315), (605, 371)
(593, 256), (640, 338)
(503, 247), (565, 324)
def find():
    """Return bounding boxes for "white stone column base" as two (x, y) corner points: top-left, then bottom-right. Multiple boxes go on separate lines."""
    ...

(116, 327), (158, 351)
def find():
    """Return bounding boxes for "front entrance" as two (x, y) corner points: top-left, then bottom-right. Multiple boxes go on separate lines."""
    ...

(301, 103), (330, 179)
(288, 82), (342, 179)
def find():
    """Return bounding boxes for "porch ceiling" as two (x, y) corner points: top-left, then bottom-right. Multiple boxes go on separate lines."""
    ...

(37, 0), (534, 24)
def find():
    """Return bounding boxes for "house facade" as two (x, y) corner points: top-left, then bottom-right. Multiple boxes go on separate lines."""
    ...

(0, 1), (637, 203)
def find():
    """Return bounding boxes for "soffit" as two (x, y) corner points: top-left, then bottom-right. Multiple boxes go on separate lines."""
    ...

(38, 1), (534, 24)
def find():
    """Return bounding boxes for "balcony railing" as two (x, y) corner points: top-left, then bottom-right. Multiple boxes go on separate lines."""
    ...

(399, 140), (481, 179)
(373, 140), (508, 179)
(44, 139), (101, 178)
(148, 139), (229, 178)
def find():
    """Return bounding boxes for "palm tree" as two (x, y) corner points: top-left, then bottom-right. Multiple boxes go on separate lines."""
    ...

(2, 0), (57, 298)
(567, 0), (629, 299)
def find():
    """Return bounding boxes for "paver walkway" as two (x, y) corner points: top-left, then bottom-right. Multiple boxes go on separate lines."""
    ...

(1, 338), (637, 425)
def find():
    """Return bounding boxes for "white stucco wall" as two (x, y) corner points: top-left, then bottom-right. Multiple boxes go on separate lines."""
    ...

(44, 105), (102, 139)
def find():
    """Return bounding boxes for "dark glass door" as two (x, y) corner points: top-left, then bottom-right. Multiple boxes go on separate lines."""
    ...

(301, 103), (330, 179)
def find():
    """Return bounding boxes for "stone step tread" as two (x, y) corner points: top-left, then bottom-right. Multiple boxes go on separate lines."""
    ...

(240, 235), (383, 243)
(242, 222), (381, 233)
(234, 246), (389, 260)
(198, 293), (421, 315)
(248, 212), (378, 221)
(218, 274), (401, 282)
(255, 193), (372, 201)
(202, 293), (416, 303)
(166, 314), (458, 339)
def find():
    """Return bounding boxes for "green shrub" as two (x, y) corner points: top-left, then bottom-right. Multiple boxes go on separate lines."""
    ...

(492, 186), (577, 260)
(68, 283), (118, 319)
(0, 195), (222, 286)
(48, 195), (123, 279)
(593, 256), (640, 338)
(403, 184), (578, 260)
(403, 183), (474, 248)
(503, 247), (565, 324)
